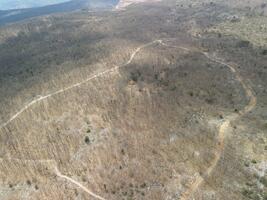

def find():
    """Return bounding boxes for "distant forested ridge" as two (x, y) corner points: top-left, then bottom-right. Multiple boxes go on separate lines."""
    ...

(0, 0), (119, 26)
(0, 0), (70, 10)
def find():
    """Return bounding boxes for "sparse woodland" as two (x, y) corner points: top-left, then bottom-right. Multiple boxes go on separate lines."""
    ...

(0, 0), (266, 199)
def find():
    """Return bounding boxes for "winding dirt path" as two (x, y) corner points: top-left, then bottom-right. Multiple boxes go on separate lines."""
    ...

(178, 51), (257, 200)
(0, 39), (256, 199)
(0, 39), (161, 200)
(0, 40), (160, 130)
(54, 167), (106, 200)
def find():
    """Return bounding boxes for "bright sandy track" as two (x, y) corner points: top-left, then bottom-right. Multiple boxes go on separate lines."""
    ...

(54, 167), (106, 200)
(0, 40), (160, 130)
(178, 51), (257, 200)
(0, 39), (256, 200)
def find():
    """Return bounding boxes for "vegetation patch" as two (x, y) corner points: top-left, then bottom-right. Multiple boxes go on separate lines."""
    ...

(209, 16), (267, 47)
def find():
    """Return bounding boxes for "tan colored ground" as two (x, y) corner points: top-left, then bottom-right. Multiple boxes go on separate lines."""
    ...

(210, 16), (267, 47)
(0, 0), (266, 199)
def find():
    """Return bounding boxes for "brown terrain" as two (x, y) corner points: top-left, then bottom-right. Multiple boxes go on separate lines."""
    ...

(0, 0), (266, 199)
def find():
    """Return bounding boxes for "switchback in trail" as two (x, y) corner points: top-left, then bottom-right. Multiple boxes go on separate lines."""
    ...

(0, 39), (256, 200)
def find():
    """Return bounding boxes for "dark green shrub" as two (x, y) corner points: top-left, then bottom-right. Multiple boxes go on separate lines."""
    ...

(84, 136), (90, 144)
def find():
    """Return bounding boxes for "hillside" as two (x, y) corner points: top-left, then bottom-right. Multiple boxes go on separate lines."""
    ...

(0, 0), (70, 10)
(0, 0), (266, 200)
(0, 0), (118, 26)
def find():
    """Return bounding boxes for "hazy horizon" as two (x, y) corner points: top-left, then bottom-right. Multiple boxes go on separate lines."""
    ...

(0, 0), (71, 10)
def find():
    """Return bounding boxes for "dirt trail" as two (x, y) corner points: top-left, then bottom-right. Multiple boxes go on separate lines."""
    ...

(0, 39), (161, 199)
(54, 167), (106, 200)
(178, 51), (257, 200)
(0, 39), (256, 199)
(0, 40), (160, 130)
